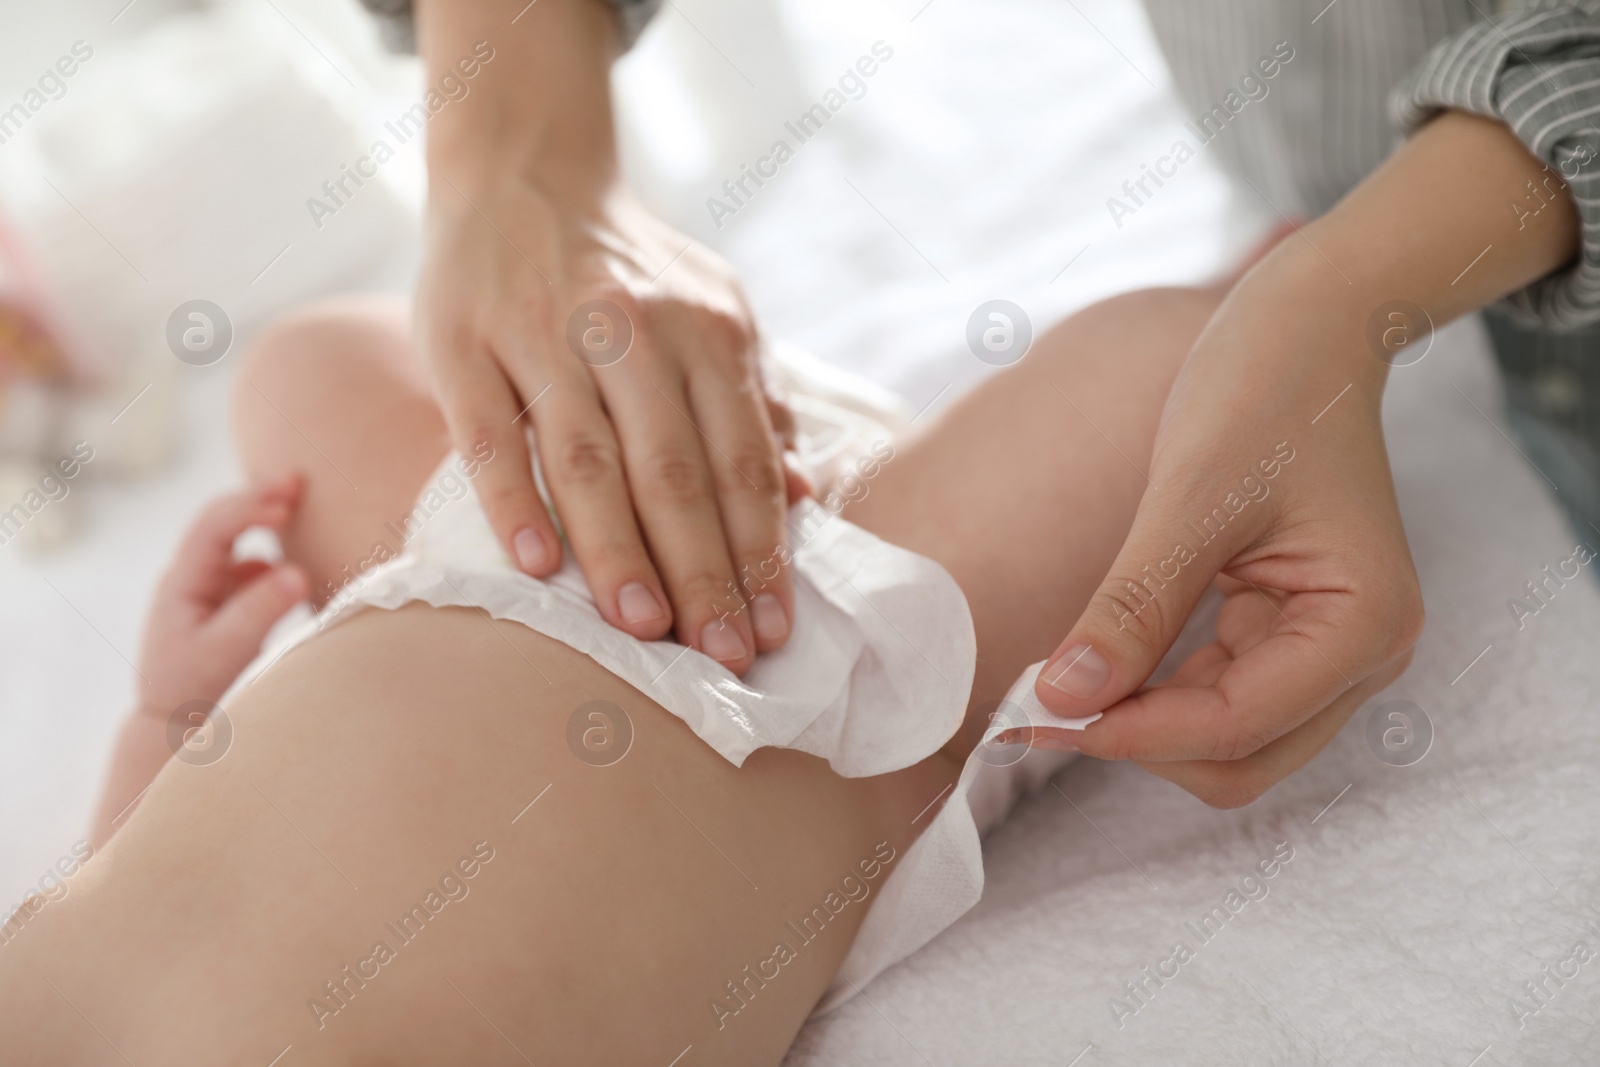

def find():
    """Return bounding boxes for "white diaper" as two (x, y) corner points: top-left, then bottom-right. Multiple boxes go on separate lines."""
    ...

(223, 343), (1099, 1014)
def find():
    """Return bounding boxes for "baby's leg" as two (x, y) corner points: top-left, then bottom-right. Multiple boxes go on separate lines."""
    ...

(846, 286), (1221, 749)
(1, 602), (934, 1067)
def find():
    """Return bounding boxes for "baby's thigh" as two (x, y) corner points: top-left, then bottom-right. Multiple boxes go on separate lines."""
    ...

(0, 605), (945, 1067)
(843, 287), (1219, 731)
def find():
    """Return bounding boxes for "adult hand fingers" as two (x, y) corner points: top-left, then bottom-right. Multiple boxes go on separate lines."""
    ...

(592, 322), (756, 669)
(520, 349), (677, 643)
(682, 340), (792, 655)
(761, 361), (798, 450)
(1133, 649), (1413, 808)
(432, 338), (564, 581)
(1070, 582), (1412, 764)
(783, 449), (813, 505)
(1032, 473), (1260, 720)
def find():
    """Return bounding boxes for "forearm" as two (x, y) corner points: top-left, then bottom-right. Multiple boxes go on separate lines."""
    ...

(415, 0), (622, 205)
(1249, 110), (1580, 349)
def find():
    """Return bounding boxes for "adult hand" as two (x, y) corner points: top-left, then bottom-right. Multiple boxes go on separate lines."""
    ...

(414, 0), (796, 675)
(1032, 270), (1421, 808)
(418, 181), (795, 676)
(1032, 111), (1580, 806)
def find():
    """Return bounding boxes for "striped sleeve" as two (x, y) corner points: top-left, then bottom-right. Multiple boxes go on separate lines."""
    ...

(1392, 1), (1600, 330)
(358, 0), (662, 53)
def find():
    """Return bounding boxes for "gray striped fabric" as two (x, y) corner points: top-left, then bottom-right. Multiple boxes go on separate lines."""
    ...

(1140, 0), (1481, 221)
(1393, 0), (1600, 328)
(1141, 0), (1600, 330)
(1141, 0), (1600, 553)
(357, 0), (662, 53)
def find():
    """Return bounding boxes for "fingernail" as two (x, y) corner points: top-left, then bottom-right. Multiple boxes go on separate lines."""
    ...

(1030, 734), (1080, 753)
(513, 527), (551, 573)
(751, 593), (789, 643)
(1043, 644), (1110, 700)
(617, 582), (665, 625)
(700, 618), (748, 664)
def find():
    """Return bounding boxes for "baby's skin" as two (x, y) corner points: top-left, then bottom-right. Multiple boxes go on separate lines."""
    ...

(88, 475), (310, 848)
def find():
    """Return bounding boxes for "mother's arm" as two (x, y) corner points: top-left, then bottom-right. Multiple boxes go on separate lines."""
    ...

(1035, 107), (1583, 806)
(409, 0), (796, 676)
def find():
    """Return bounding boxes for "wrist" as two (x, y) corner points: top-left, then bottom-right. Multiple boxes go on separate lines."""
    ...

(1232, 235), (1397, 396)
(426, 141), (619, 222)
(424, 90), (620, 209)
(418, 0), (621, 209)
(1259, 112), (1580, 334)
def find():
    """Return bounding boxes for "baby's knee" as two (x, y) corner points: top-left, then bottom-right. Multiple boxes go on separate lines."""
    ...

(1027, 286), (1217, 385)
(233, 296), (409, 404)
(229, 296), (417, 466)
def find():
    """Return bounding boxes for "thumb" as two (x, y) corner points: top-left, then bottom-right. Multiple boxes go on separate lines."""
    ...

(206, 564), (308, 659)
(1035, 492), (1257, 717)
